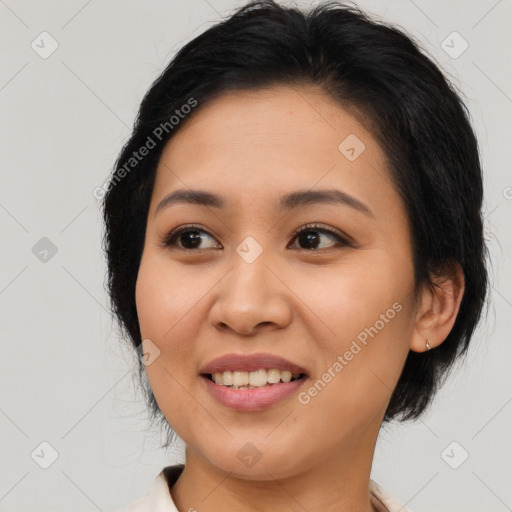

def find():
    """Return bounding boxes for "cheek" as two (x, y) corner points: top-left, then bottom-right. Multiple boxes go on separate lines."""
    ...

(299, 252), (415, 343)
(134, 255), (201, 393)
(135, 255), (210, 435)
(135, 253), (205, 341)
(298, 254), (416, 416)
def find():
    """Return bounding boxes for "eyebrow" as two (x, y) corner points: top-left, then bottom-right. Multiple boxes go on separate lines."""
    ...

(155, 188), (372, 216)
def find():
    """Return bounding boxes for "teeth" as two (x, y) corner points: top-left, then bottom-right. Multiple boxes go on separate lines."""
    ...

(249, 369), (267, 387)
(211, 369), (301, 388)
(280, 370), (292, 383)
(267, 369), (281, 384)
(222, 370), (232, 386)
(233, 371), (249, 387)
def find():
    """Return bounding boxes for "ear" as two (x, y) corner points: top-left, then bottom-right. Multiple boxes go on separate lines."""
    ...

(410, 262), (465, 353)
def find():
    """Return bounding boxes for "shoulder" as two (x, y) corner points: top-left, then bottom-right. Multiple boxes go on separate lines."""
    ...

(120, 494), (150, 512)
(369, 479), (412, 512)
(119, 465), (184, 512)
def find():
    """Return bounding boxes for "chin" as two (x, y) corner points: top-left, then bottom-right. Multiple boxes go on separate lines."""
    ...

(200, 441), (307, 482)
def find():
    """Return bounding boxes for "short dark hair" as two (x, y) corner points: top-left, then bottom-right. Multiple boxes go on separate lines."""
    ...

(101, 0), (488, 433)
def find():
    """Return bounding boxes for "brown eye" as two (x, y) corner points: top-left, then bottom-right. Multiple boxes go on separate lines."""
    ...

(161, 223), (351, 252)
(161, 225), (220, 251)
(289, 224), (350, 251)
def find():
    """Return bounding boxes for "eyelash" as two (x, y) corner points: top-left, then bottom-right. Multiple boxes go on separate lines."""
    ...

(160, 223), (352, 252)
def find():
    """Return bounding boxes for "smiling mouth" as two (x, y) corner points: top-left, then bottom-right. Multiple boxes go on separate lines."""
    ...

(203, 369), (307, 389)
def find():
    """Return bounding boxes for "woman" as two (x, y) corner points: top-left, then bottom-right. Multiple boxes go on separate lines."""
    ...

(102, 1), (488, 510)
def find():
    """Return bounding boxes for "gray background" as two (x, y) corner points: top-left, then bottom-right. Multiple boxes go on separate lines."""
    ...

(1, 1), (511, 511)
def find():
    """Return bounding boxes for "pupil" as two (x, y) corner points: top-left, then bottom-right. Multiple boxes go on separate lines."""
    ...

(300, 230), (319, 249)
(182, 231), (201, 249)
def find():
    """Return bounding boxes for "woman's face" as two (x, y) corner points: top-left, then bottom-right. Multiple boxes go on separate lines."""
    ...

(136, 85), (420, 480)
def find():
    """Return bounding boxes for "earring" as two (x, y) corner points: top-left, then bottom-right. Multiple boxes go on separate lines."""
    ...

(425, 339), (431, 351)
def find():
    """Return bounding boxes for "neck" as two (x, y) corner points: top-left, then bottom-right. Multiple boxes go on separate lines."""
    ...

(170, 428), (380, 512)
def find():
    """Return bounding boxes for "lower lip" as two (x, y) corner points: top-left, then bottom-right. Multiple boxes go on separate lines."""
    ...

(201, 375), (307, 411)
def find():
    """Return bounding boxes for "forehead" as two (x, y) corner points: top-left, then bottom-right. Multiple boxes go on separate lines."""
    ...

(150, 85), (393, 214)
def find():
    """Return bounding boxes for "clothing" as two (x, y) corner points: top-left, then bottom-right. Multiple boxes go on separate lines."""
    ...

(121, 464), (411, 512)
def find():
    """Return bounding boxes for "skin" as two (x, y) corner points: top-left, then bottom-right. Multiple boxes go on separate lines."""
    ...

(135, 84), (464, 512)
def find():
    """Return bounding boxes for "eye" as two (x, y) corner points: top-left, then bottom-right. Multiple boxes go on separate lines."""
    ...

(160, 223), (351, 252)
(288, 223), (351, 251)
(160, 224), (221, 251)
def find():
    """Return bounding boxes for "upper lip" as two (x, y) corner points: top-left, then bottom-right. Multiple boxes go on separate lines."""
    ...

(199, 353), (308, 376)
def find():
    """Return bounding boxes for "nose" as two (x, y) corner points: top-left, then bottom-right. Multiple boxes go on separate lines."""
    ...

(208, 250), (292, 336)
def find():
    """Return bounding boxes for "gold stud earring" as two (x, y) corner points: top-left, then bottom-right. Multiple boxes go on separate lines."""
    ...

(425, 339), (431, 351)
